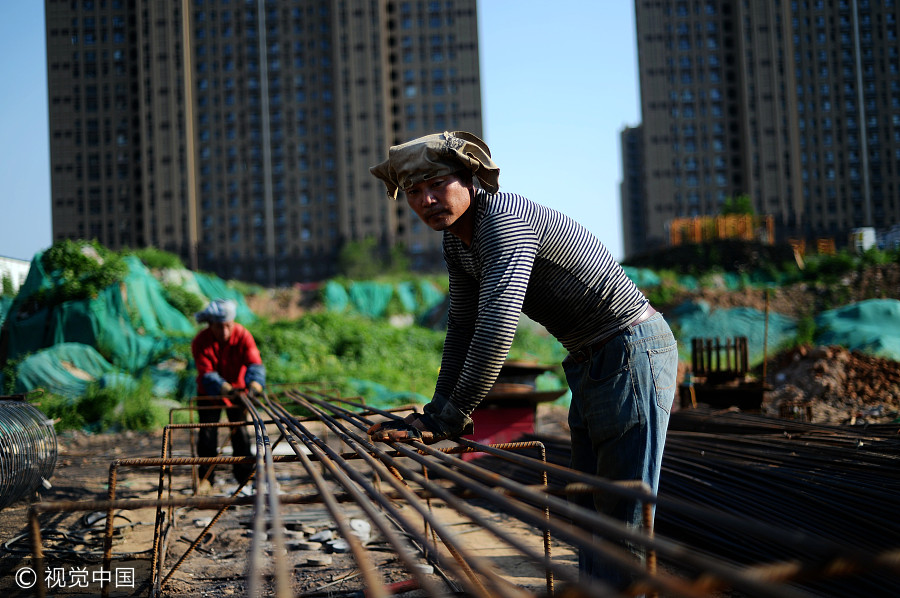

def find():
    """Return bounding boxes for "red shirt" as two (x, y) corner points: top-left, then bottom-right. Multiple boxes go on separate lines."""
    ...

(191, 323), (262, 392)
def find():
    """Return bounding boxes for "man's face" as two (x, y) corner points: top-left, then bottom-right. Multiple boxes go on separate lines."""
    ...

(210, 321), (235, 342)
(404, 174), (472, 233)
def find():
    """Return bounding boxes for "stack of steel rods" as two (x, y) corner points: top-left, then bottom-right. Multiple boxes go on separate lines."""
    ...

(24, 390), (900, 598)
(657, 409), (900, 597)
(471, 407), (900, 597)
(279, 390), (900, 597)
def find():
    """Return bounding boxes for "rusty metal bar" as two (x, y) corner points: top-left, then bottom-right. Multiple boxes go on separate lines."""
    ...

(248, 392), (389, 598)
(238, 393), (291, 598)
(292, 391), (667, 596)
(259, 395), (448, 597)
(283, 389), (568, 598)
(312, 396), (813, 598)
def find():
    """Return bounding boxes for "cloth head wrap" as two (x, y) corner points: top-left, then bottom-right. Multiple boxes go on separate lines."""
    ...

(369, 131), (500, 199)
(195, 299), (237, 324)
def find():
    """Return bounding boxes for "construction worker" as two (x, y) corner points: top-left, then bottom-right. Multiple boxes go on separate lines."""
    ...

(191, 298), (266, 493)
(366, 131), (678, 589)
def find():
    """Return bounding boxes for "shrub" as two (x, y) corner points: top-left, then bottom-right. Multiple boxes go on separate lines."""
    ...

(802, 251), (855, 283)
(164, 283), (206, 317)
(1, 274), (14, 297)
(245, 310), (567, 404)
(31, 392), (88, 431)
(25, 240), (128, 311)
(126, 247), (186, 270)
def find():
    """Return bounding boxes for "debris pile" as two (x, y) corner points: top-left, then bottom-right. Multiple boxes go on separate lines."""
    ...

(765, 345), (900, 424)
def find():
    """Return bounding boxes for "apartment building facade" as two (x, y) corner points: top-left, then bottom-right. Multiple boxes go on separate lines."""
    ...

(626, 0), (900, 258)
(45, 0), (483, 284)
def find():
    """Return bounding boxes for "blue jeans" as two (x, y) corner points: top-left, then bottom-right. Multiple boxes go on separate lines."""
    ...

(563, 313), (677, 588)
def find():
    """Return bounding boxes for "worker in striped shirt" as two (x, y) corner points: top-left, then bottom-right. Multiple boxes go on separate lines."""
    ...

(368, 131), (678, 589)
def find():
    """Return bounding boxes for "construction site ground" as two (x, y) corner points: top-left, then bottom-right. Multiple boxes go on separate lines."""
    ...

(3, 364), (899, 597)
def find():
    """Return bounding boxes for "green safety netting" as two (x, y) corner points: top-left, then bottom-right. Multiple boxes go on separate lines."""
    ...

(676, 275), (700, 291)
(3, 252), (259, 399)
(395, 281), (417, 313)
(418, 279), (445, 311)
(14, 342), (188, 405)
(6, 256), (181, 371)
(122, 256), (195, 335)
(323, 280), (350, 312)
(323, 279), (447, 319)
(668, 300), (798, 366)
(623, 267), (661, 288)
(14, 342), (116, 400)
(815, 299), (900, 361)
(0, 296), (12, 328)
(348, 282), (394, 318)
(345, 377), (429, 410)
(192, 271), (256, 324)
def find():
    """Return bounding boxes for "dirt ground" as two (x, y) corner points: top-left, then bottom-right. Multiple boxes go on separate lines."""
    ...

(662, 261), (900, 320)
(761, 344), (900, 424)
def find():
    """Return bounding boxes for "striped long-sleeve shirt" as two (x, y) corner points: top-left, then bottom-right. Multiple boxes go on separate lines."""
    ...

(422, 190), (648, 435)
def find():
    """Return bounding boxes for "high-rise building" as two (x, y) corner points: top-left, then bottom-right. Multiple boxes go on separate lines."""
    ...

(45, 0), (483, 285)
(626, 0), (900, 258)
(620, 125), (650, 255)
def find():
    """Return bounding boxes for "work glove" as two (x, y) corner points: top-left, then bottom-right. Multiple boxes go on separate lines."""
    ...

(367, 412), (472, 445)
(249, 381), (264, 395)
(219, 381), (233, 395)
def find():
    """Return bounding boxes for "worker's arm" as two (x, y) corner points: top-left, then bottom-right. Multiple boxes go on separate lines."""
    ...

(368, 268), (479, 444)
(192, 336), (231, 395)
(239, 328), (266, 393)
(426, 212), (539, 437)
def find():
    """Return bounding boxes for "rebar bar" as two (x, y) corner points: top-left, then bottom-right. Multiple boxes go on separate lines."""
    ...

(0, 399), (57, 510)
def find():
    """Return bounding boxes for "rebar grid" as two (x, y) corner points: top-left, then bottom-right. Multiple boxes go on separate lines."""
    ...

(23, 386), (900, 598)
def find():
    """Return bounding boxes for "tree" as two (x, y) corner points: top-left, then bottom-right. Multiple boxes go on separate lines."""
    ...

(1, 274), (15, 297)
(721, 194), (755, 216)
(338, 238), (412, 279)
(338, 238), (384, 279)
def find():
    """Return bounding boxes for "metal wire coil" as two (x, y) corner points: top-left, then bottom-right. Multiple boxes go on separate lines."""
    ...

(0, 400), (57, 510)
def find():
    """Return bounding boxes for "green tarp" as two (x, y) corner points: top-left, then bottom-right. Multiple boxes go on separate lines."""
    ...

(418, 280), (445, 312)
(0, 296), (12, 328)
(668, 300), (798, 366)
(816, 299), (900, 361)
(6, 257), (179, 371)
(623, 266), (661, 288)
(345, 377), (429, 410)
(122, 256), (195, 335)
(323, 279), (447, 319)
(348, 282), (394, 318)
(192, 271), (256, 324)
(395, 281), (418, 313)
(323, 280), (350, 312)
(3, 251), (256, 401)
(14, 343), (116, 400)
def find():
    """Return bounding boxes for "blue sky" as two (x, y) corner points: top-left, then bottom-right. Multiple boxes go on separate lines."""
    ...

(0, 2), (640, 264)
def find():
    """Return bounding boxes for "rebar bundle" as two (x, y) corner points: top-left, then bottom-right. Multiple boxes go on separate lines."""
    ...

(22, 389), (900, 598)
(0, 399), (57, 510)
(660, 408), (900, 597)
